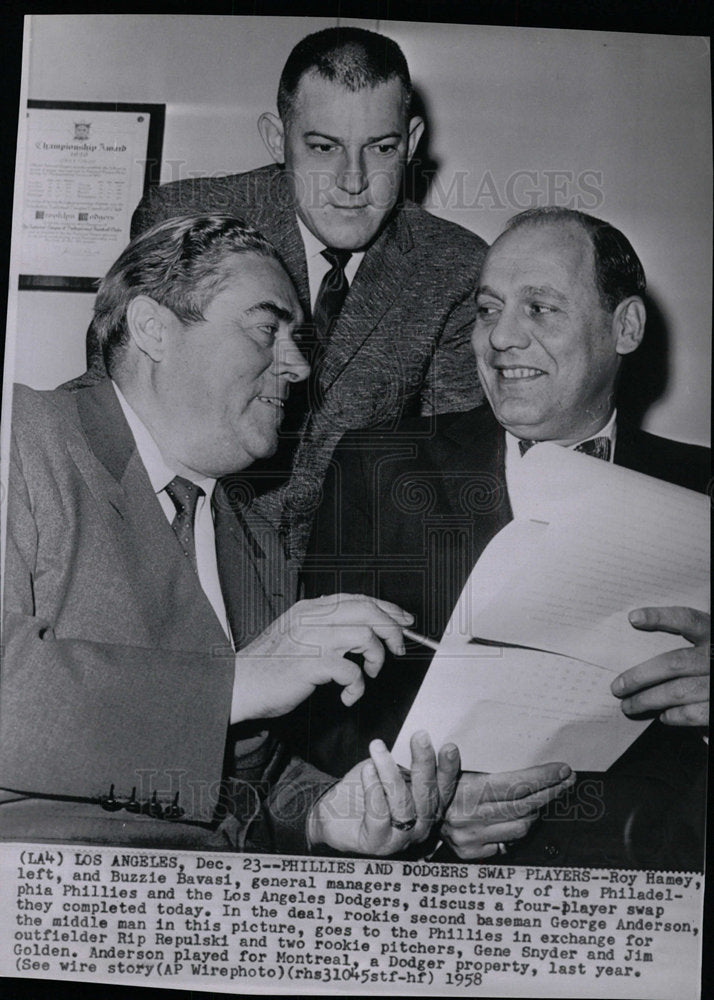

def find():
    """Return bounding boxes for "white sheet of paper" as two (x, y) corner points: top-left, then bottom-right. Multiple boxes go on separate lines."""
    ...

(392, 642), (651, 771)
(444, 444), (710, 670)
(395, 447), (709, 772)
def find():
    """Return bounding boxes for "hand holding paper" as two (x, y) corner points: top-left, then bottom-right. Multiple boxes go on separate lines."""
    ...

(392, 447), (710, 773)
(612, 607), (710, 727)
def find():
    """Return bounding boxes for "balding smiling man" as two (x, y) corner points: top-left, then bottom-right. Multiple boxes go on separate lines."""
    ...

(303, 207), (710, 869)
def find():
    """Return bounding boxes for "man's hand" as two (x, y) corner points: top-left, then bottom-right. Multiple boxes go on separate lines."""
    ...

(611, 606), (710, 727)
(440, 763), (575, 858)
(230, 594), (412, 723)
(308, 732), (460, 856)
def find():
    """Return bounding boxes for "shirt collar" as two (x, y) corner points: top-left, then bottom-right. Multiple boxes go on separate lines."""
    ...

(505, 409), (618, 463)
(578, 408), (617, 451)
(112, 381), (215, 497)
(296, 215), (328, 261)
(296, 215), (366, 268)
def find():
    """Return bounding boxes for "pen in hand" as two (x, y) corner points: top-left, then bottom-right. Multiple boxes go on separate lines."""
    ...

(403, 628), (440, 652)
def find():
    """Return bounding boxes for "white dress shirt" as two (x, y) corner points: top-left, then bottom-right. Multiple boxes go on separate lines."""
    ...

(296, 216), (364, 310)
(112, 382), (232, 643)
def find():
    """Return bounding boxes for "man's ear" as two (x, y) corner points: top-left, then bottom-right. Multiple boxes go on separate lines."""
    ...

(258, 112), (285, 163)
(406, 116), (425, 162)
(126, 295), (171, 362)
(613, 296), (646, 356)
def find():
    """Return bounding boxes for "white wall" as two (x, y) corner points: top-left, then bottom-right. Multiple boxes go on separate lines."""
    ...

(11, 15), (711, 445)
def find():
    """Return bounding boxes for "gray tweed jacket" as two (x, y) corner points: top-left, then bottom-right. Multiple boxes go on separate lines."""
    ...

(125, 164), (488, 557)
(0, 380), (335, 853)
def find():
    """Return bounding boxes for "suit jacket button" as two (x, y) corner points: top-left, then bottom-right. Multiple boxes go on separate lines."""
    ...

(125, 787), (141, 813)
(144, 791), (164, 819)
(99, 784), (121, 811)
(164, 793), (184, 820)
(544, 843), (560, 858)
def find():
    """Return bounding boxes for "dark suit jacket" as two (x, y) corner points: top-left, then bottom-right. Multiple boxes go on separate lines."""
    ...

(123, 164), (487, 556)
(301, 405), (710, 869)
(0, 380), (334, 852)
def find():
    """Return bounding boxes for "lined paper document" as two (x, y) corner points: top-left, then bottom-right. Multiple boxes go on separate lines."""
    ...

(393, 445), (709, 771)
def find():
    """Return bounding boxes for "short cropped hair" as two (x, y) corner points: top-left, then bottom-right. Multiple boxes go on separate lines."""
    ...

(93, 215), (280, 373)
(277, 26), (412, 124)
(504, 207), (646, 311)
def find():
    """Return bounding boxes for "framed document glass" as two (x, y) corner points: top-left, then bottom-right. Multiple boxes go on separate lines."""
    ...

(17, 100), (164, 291)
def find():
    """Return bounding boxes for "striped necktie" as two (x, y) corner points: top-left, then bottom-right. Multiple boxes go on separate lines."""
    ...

(519, 436), (612, 462)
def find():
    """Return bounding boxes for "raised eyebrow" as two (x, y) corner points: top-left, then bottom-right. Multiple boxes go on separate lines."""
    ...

(366, 132), (403, 143)
(304, 131), (402, 144)
(304, 131), (342, 144)
(476, 285), (503, 301)
(521, 285), (569, 304)
(244, 301), (295, 324)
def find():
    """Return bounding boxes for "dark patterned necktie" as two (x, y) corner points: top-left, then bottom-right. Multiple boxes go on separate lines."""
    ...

(518, 436), (612, 462)
(164, 476), (205, 571)
(312, 248), (352, 346)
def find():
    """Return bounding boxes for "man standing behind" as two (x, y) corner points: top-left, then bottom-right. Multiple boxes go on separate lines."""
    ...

(117, 26), (487, 556)
(304, 208), (709, 868)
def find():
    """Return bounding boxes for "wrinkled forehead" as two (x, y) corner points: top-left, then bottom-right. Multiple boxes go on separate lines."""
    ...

(483, 220), (598, 298)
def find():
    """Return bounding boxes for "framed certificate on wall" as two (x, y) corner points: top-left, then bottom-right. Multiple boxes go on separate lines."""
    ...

(17, 100), (164, 291)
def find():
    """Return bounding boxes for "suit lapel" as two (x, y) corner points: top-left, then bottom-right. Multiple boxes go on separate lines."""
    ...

(249, 170), (310, 312)
(71, 379), (136, 517)
(73, 381), (226, 650)
(432, 407), (512, 567)
(319, 209), (413, 392)
(434, 407), (511, 512)
(394, 407), (510, 637)
(213, 481), (294, 648)
(252, 181), (412, 392)
(612, 420), (649, 475)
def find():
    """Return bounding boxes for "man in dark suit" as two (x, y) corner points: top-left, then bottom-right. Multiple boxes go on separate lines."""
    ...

(89, 26), (487, 558)
(0, 215), (461, 856)
(303, 207), (710, 869)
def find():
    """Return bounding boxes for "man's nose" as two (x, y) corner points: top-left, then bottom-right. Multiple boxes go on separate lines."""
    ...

(336, 149), (367, 196)
(488, 309), (531, 351)
(275, 333), (310, 383)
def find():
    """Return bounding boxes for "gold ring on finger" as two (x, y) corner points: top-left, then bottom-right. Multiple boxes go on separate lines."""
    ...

(390, 816), (417, 831)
